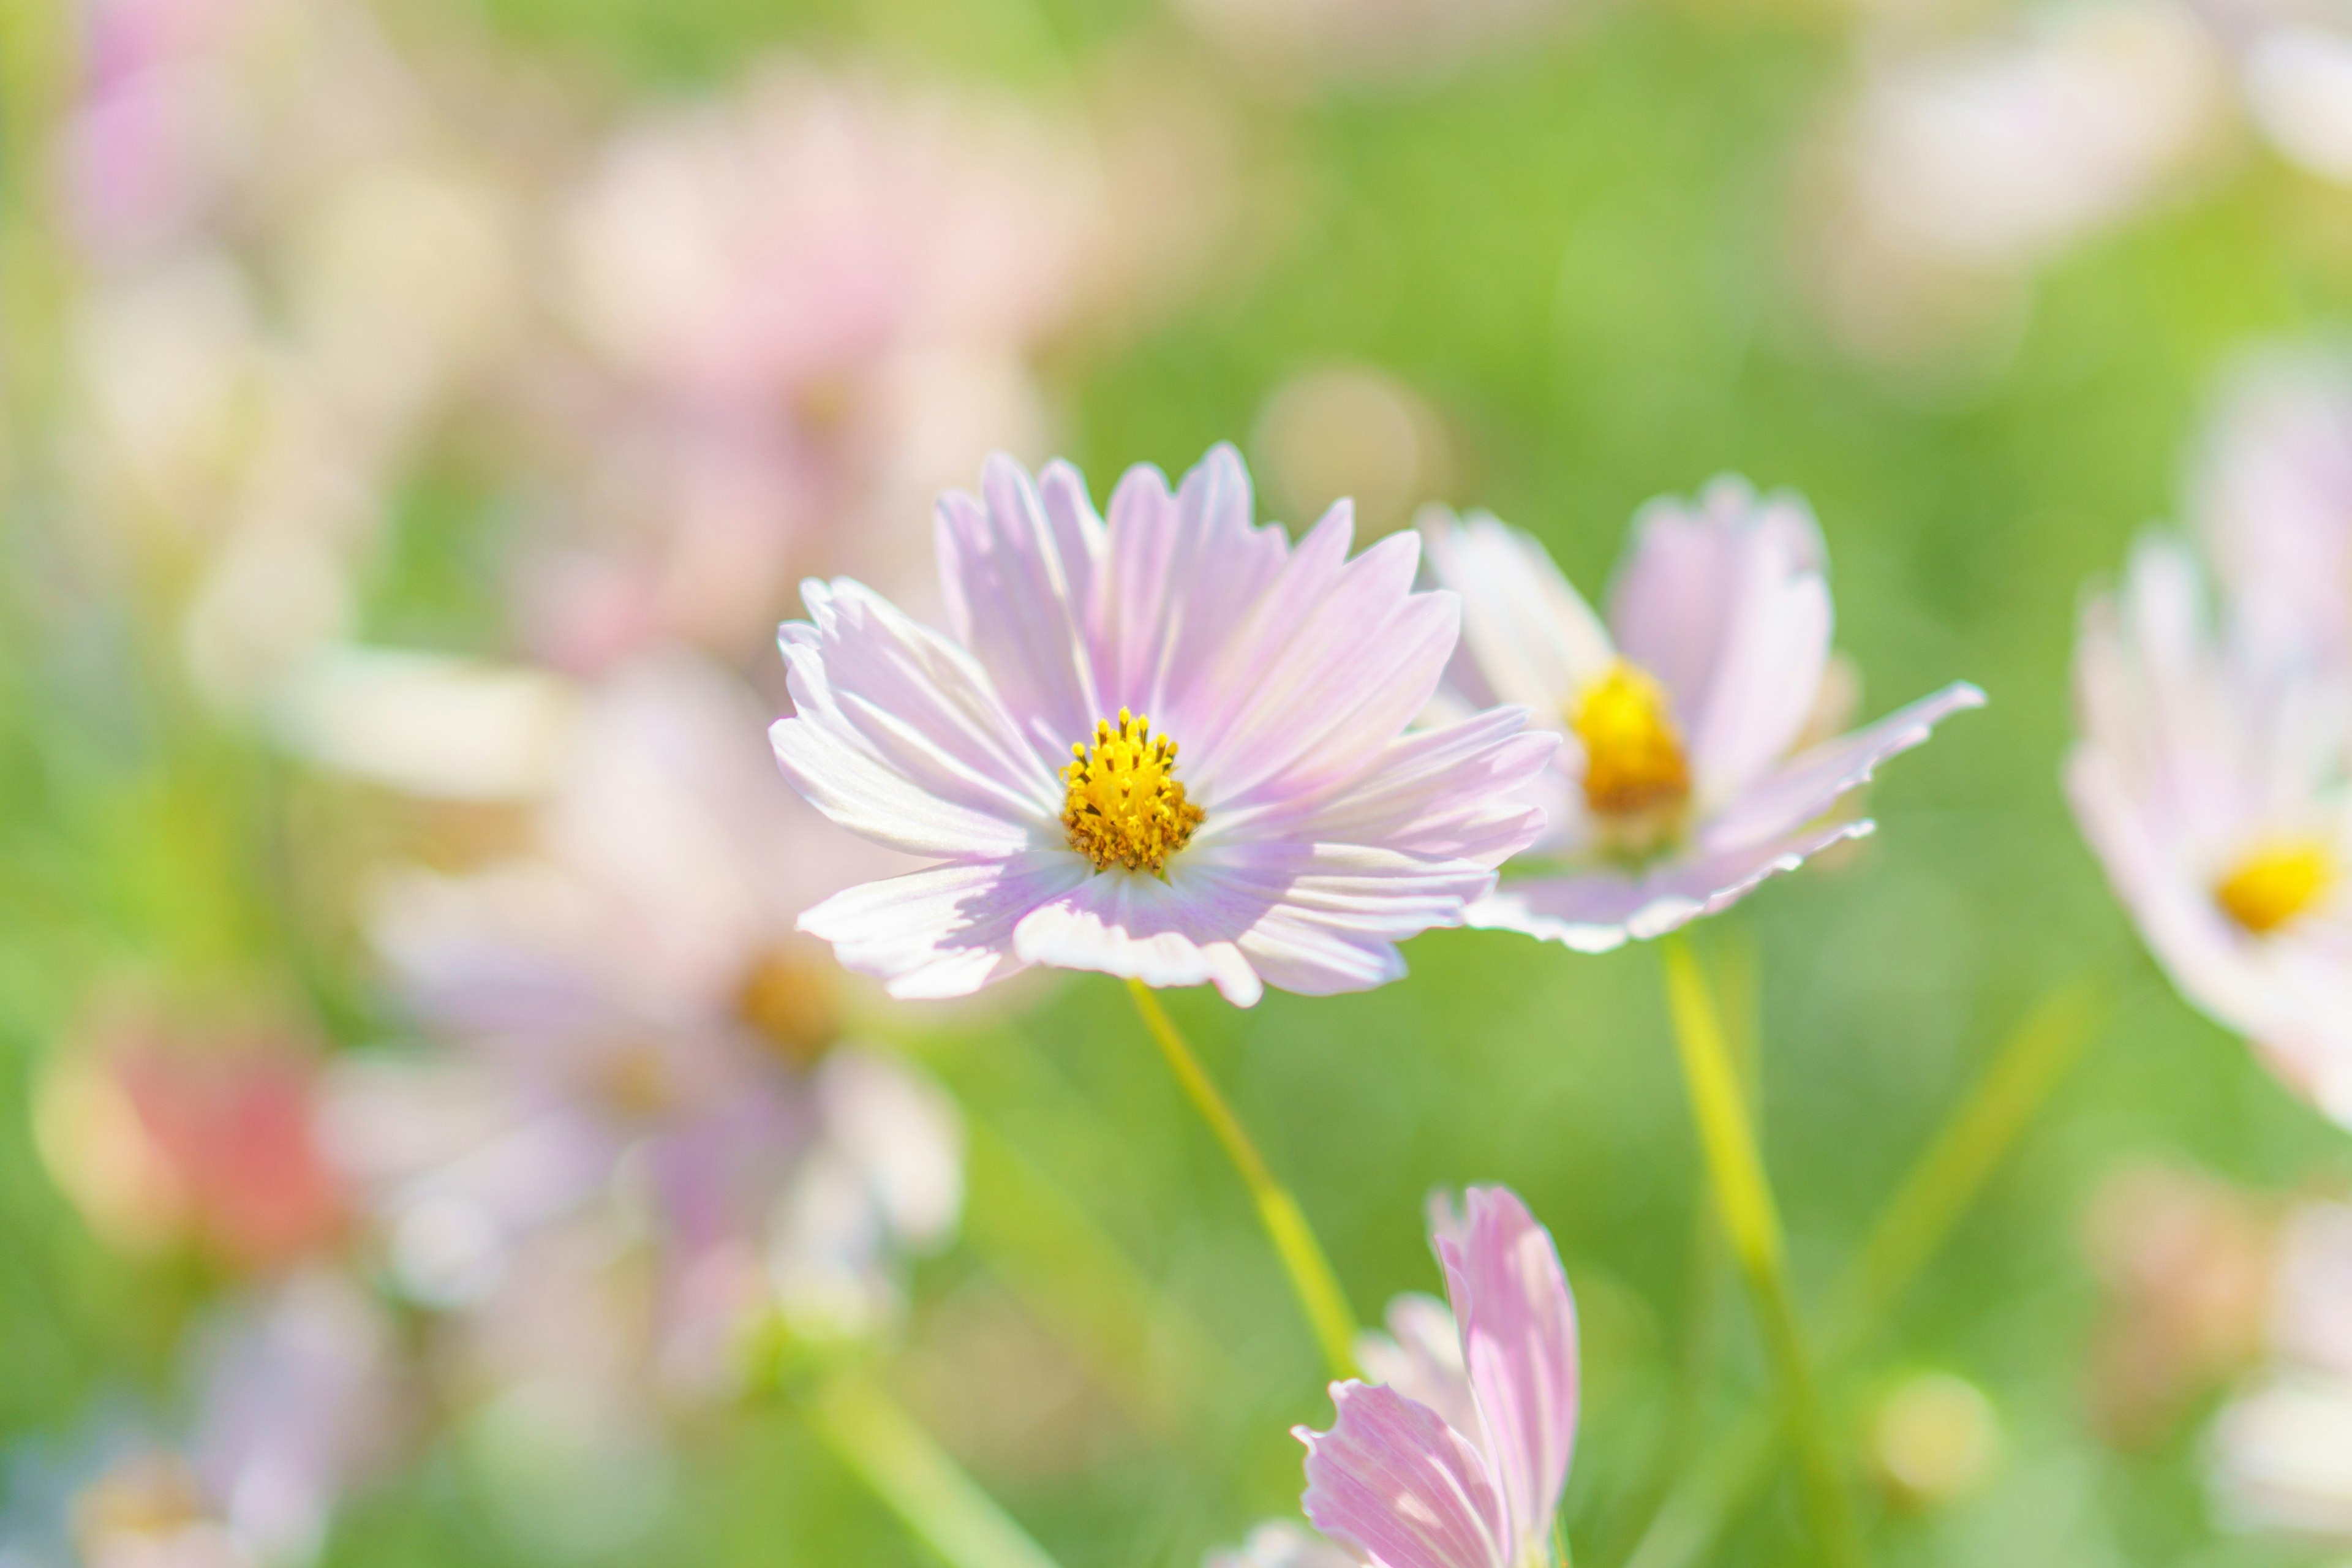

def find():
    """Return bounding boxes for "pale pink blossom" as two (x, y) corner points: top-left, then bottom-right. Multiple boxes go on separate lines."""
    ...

(1425, 480), (1981, 953)
(0, 1271), (402, 1568)
(2192, 345), (2352, 665)
(538, 64), (1095, 667)
(771, 445), (1557, 1007)
(2067, 535), (2352, 1121)
(328, 653), (961, 1389)
(1278, 1186), (1580, 1568)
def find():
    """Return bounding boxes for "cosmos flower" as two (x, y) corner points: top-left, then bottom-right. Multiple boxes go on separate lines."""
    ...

(1798, 0), (2226, 371)
(771, 444), (1558, 1007)
(1235, 1185), (1576, 1568)
(329, 652), (962, 1388)
(1422, 479), (1982, 953)
(2068, 535), (2352, 1121)
(0, 1271), (401, 1568)
(537, 62), (1098, 669)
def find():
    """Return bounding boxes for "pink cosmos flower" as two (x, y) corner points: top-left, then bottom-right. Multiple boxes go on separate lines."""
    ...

(537, 62), (1095, 669)
(2212, 1197), (2352, 1537)
(1422, 480), (1982, 953)
(331, 653), (961, 1387)
(2067, 536), (2352, 1121)
(770, 445), (1558, 1006)
(1275, 1185), (1578, 1568)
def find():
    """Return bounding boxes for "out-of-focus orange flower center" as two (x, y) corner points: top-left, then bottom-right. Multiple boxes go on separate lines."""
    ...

(2214, 839), (2334, 935)
(73, 1457), (210, 1554)
(1571, 660), (1692, 847)
(1062, 709), (1205, 875)
(737, 943), (844, 1068)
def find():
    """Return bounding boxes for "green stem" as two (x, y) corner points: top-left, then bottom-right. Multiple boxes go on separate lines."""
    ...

(1657, 934), (1862, 1568)
(1622, 981), (2107, 1568)
(804, 1365), (1065, 1568)
(1125, 978), (1360, 1380)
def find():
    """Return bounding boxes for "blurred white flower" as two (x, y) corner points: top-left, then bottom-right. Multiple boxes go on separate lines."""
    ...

(2068, 536), (2352, 1121)
(1803, 0), (2229, 369)
(2193, 345), (2352, 666)
(2212, 1199), (2352, 1538)
(325, 652), (962, 1398)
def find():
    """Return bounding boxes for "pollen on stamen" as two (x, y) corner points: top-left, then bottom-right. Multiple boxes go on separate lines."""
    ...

(1570, 660), (1692, 848)
(1061, 708), (1205, 875)
(2214, 839), (2334, 936)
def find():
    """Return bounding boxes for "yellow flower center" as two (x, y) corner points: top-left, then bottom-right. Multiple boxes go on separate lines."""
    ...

(736, 942), (843, 1069)
(74, 1457), (209, 1552)
(1570, 660), (1692, 850)
(2214, 839), (2334, 935)
(1062, 709), (1205, 875)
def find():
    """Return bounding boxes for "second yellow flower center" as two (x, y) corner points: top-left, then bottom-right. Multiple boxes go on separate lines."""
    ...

(1571, 660), (1693, 840)
(2214, 839), (2334, 935)
(1062, 709), (1205, 875)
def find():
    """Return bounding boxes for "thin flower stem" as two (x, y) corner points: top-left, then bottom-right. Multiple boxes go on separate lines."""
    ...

(804, 1365), (1065, 1568)
(1125, 978), (1361, 1380)
(1657, 934), (1863, 1568)
(1621, 981), (2108, 1568)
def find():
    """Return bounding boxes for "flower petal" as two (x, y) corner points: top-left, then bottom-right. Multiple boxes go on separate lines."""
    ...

(1197, 840), (1505, 999)
(1700, 681), (1985, 852)
(1185, 508), (1460, 808)
(1297, 1381), (1511, 1568)
(1469, 816), (1877, 951)
(1012, 868), (1267, 1005)
(1356, 1294), (1482, 1462)
(773, 579), (1058, 858)
(1207, 1521), (1360, 1568)
(1608, 480), (1830, 804)
(1421, 510), (1614, 715)
(1433, 1187), (1578, 1562)
(1280, 711), (1557, 865)
(799, 853), (1089, 999)
(933, 454), (1105, 758)
(1095, 444), (1291, 724)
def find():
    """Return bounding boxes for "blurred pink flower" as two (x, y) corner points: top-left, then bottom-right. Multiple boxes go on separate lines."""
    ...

(2193, 346), (2352, 666)
(1425, 481), (1981, 952)
(536, 64), (1098, 668)
(2067, 535), (2352, 1121)
(330, 652), (960, 1384)
(0, 1270), (401, 1568)
(36, 1012), (347, 1273)
(1800, 1), (2228, 371)
(772, 445), (1556, 1006)
(1280, 1186), (1580, 1568)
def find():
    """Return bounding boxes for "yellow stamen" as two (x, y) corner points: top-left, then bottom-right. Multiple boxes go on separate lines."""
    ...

(1570, 660), (1692, 845)
(737, 942), (843, 1068)
(2214, 839), (2334, 935)
(1062, 709), (1205, 875)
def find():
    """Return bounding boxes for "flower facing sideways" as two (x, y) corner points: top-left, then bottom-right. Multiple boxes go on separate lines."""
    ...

(771, 444), (1558, 1006)
(1212, 1185), (1578, 1568)
(2068, 536), (2352, 1122)
(1423, 479), (1983, 952)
